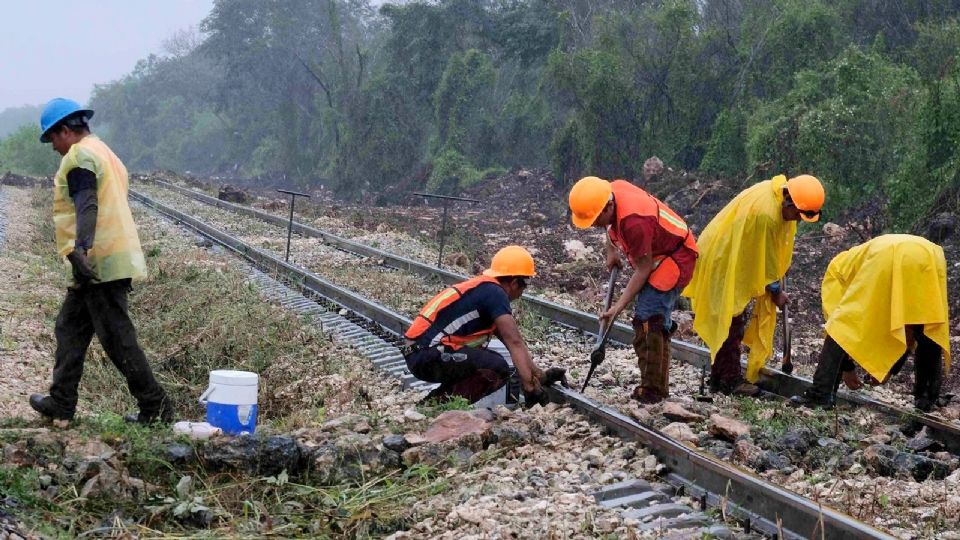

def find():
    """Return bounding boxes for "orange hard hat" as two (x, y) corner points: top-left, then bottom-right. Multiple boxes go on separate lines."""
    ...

(483, 245), (536, 277)
(569, 176), (612, 229)
(786, 174), (825, 223)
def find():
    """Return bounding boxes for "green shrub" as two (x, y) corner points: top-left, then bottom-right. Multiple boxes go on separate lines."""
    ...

(0, 124), (59, 176)
(701, 109), (747, 177)
(746, 46), (923, 219)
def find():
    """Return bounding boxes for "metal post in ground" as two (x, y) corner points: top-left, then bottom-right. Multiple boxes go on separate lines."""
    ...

(277, 189), (311, 262)
(437, 201), (449, 267)
(412, 192), (480, 269)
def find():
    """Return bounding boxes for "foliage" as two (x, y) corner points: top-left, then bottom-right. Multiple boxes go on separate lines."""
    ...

(701, 109), (747, 177)
(0, 124), (59, 176)
(433, 49), (496, 163)
(428, 147), (504, 192)
(746, 46), (924, 218)
(0, 0), (956, 227)
(417, 395), (473, 416)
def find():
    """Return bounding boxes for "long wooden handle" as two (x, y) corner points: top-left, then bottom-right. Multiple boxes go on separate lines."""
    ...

(599, 266), (620, 333)
(781, 277), (793, 372)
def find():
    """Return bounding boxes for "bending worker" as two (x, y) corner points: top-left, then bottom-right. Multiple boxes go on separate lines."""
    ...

(568, 176), (698, 404)
(791, 235), (950, 410)
(684, 174), (824, 396)
(29, 98), (172, 424)
(403, 246), (565, 406)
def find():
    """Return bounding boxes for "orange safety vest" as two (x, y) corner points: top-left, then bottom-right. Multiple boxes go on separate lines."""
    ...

(607, 180), (698, 292)
(405, 275), (502, 350)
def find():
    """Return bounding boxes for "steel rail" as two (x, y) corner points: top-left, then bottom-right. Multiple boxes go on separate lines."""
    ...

(131, 189), (893, 540)
(140, 180), (960, 453)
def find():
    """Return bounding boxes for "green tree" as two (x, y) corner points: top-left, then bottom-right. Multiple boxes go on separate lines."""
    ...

(746, 46), (923, 219)
(701, 109), (747, 176)
(0, 125), (59, 176)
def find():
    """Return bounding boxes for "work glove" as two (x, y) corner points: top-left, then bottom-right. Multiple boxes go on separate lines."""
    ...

(540, 367), (569, 388)
(522, 385), (548, 409)
(66, 249), (97, 285)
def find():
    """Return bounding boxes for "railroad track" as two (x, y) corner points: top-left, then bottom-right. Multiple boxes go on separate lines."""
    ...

(141, 179), (960, 454)
(130, 188), (895, 540)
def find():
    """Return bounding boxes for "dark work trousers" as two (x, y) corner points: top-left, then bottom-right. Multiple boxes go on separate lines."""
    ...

(405, 345), (512, 403)
(710, 313), (746, 390)
(807, 333), (943, 409)
(50, 279), (167, 415)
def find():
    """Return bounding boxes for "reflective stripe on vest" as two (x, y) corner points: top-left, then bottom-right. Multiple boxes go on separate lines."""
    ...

(607, 180), (698, 291)
(53, 135), (147, 283)
(405, 275), (501, 350)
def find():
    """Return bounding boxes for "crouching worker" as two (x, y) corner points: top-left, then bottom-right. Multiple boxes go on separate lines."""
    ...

(402, 246), (566, 407)
(791, 235), (951, 411)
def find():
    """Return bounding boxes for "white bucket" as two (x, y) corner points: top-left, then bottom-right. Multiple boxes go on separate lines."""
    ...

(199, 370), (259, 435)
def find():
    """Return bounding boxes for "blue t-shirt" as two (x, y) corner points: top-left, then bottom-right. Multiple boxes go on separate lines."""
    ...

(414, 282), (512, 348)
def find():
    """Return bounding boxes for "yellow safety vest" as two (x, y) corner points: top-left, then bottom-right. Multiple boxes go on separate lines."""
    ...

(53, 135), (147, 283)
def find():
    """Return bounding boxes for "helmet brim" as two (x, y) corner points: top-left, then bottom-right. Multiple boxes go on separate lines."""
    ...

(39, 109), (94, 143)
(571, 212), (597, 229)
(482, 268), (536, 278)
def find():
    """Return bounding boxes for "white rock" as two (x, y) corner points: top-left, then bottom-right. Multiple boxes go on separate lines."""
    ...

(662, 422), (698, 443)
(403, 409), (426, 422)
(563, 239), (595, 261)
(946, 468), (960, 484)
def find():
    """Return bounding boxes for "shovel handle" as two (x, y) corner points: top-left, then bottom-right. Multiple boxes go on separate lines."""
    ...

(780, 276), (793, 373)
(583, 268), (621, 392)
(598, 267), (620, 334)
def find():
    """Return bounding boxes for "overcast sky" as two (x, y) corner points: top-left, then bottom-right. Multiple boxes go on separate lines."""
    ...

(1, 0), (214, 111)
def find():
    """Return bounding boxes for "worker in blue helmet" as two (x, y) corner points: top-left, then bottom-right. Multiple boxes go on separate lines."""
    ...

(29, 98), (173, 424)
(38, 98), (93, 143)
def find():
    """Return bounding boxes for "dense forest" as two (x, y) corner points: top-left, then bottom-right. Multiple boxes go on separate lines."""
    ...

(3, 0), (960, 228)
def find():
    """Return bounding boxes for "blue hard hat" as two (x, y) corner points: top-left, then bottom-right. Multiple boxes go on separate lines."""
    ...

(39, 98), (94, 143)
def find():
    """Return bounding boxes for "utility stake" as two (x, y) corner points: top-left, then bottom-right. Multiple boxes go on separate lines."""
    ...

(413, 192), (480, 268)
(277, 189), (311, 262)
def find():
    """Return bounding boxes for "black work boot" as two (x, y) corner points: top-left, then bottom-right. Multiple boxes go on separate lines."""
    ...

(124, 398), (175, 424)
(711, 377), (760, 397)
(419, 383), (453, 405)
(789, 391), (835, 409)
(29, 394), (74, 421)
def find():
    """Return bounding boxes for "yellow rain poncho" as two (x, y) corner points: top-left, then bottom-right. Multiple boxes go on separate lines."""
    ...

(822, 234), (951, 381)
(683, 175), (796, 382)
